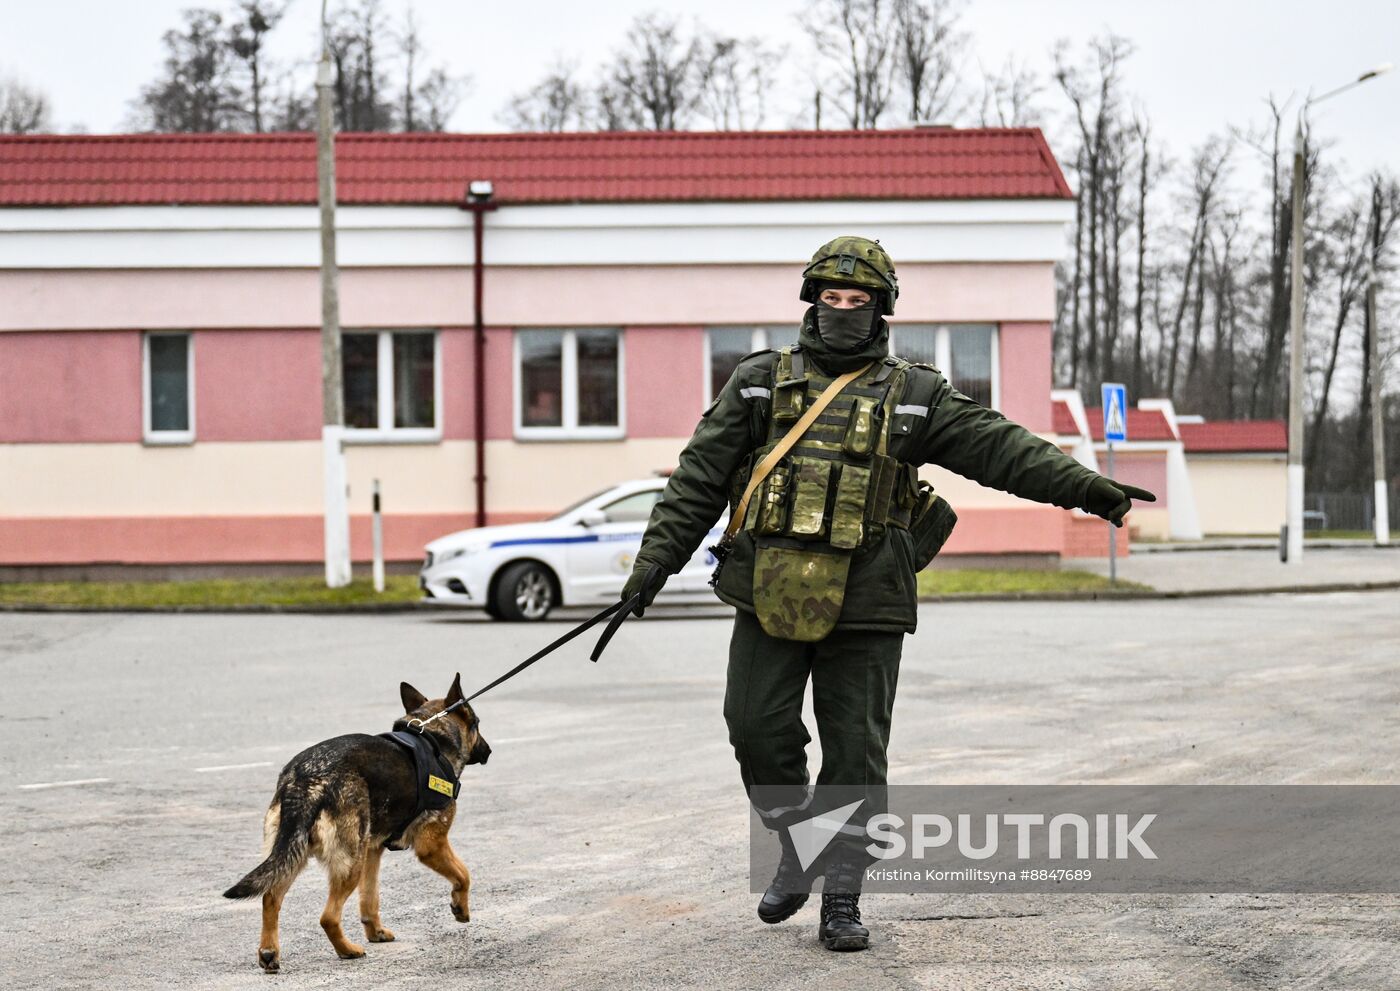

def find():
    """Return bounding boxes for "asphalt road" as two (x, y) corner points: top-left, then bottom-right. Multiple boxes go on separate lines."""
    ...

(3, 591), (1400, 990)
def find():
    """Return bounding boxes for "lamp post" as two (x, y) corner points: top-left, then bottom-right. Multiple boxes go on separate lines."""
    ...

(463, 180), (497, 529)
(1284, 62), (1392, 564)
(1367, 252), (1389, 545)
(317, 0), (351, 587)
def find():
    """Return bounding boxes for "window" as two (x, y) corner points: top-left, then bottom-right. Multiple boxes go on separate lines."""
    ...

(341, 330), (440, 440)
(515, 328), (624, 439)
(703, 326), (798, 403)
(600, 489), (662, 524)
(890, 324), (999, 408)
(143, 332), (194, 443)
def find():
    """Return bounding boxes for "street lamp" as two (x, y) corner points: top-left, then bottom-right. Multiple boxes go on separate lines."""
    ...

(1284, 62), (1392, 564)
(317, 0), (351, 587)
(462, 180), (498, 529)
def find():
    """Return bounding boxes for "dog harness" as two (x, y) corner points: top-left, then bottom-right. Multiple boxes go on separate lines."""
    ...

(378, 724), (461, 850)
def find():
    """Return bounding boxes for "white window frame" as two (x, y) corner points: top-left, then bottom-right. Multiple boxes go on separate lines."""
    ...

(142, 331), (195, 445)
(342, 329), (442, 444)
(890, 323), (1000, 410)
(702, 326), (788, 406)
(513, 328), (626, 441)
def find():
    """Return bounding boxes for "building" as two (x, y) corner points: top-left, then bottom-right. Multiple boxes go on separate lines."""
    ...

(1053, 389), (1285, 540)
(0, 128), (1119, 576)
(1177, 418), (1287, 535)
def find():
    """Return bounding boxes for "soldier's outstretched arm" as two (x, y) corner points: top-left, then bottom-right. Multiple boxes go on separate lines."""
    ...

(630, 367), (759, 579)
(906, 368), (1155, 523)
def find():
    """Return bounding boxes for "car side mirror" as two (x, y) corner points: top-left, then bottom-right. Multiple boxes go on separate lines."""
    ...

(577, 509), (608, 527)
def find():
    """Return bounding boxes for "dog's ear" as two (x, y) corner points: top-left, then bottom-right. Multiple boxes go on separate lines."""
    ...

(446, 672), (464, 707)
(400, 681), (428, 713)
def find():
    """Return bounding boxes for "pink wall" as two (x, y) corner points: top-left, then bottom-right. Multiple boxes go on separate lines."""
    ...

(0, 513), (533, 565)
(1098, 451), (1169, 509)
(0, 263), (1056, 332)
(625, 326), (705, 438)
(998, 322), (1051, 432)
(0, 505), (1116, 564)
(0, 330), (142, 442)
(196, 330), (321, 441)
(442, 325), (522, 441)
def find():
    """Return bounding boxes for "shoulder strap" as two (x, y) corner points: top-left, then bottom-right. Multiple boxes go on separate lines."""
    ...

(725, 360), (875, 540)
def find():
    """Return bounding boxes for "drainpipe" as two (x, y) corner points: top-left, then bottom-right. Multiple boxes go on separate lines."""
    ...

(462, 181), (497, 529)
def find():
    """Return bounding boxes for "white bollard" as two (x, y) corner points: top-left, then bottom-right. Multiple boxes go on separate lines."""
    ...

(372, 479), (385, 593)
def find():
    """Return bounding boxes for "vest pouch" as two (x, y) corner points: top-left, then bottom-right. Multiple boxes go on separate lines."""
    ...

(752, 461), (792, 535)
(753, 538), (852, 642)
(828, 463), (869, 549)
(841, 396), (879, 459)
(771, 379), (805, 422)
(909, 482), (958, 570)
(786, 455), (833, 538)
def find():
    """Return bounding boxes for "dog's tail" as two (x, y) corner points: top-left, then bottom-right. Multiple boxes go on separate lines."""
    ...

(223, 796), (315, 900)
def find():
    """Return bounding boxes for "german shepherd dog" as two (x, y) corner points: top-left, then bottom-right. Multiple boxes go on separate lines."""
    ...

(224, 674), (491, 973)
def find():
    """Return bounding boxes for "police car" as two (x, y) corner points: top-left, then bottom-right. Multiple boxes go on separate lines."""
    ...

(419, 476), (727, 621)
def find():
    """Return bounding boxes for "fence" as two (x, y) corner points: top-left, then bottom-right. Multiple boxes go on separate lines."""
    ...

(1307, 490), (1400, 533)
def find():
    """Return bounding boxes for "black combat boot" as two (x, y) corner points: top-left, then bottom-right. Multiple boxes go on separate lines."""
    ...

(818, 853), (870, 951)
(757, 831), (812, 924)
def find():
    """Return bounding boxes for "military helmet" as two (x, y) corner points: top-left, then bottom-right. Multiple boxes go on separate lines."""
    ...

(799, 235), (899, 315)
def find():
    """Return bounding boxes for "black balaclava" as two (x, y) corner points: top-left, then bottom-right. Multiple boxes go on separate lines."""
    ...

(797, 282), (890, 374)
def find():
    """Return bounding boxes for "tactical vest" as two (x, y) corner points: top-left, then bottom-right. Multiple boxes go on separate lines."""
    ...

(739, 346), (925, 642)
(379, 725), (460, 850)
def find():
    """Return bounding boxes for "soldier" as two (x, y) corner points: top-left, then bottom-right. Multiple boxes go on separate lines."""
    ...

(621, 235), (1154, 952)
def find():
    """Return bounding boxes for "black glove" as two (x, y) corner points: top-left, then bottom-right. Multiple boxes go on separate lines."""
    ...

(1084, 476), (1157, 527)
(620, 562), (668, 617)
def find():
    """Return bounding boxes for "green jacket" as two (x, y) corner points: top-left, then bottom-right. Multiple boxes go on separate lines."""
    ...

(633, 309), (1101, 634)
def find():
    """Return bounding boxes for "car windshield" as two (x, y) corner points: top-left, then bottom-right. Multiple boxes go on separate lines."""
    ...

(548, 486), (618, 520)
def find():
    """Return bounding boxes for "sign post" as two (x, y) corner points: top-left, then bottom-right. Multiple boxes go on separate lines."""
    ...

(1102, 383), (1128, 583)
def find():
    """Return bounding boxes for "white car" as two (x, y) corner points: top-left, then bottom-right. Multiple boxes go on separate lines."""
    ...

(420, 476), (728, 621)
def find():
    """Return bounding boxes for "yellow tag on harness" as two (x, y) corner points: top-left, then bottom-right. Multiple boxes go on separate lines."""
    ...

(428, 775), (455, 797)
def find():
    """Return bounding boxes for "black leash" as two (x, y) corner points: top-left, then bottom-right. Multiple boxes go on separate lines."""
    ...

(411, 594), (642, 728)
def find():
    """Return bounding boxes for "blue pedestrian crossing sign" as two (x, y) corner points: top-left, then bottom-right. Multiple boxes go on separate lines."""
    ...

(1102, 383), (1128, 443)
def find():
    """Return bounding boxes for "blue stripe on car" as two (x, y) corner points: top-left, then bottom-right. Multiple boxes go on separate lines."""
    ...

(489, 535), (601, 548)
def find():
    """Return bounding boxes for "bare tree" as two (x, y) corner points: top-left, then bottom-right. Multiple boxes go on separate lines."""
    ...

(1053, 33), (1134, 389)
(1305, 199), (1368, 472)
(501, 61), (591, 131)
(130, 8), (243, 132)
(698, 36), (782, 130)
(1162, 137), (1230, 397)
(1356, 174), (1400, 460)
(1128, 110), (1155, 396)
(227, 1), (287, 132)
(893, 0), (965, 123)
(326, 0), (395, 131)
(410, 67), (462, 131)
(976, 54), (1043, 127)
(599, 13), (712, 131)
(0, 75), (52, 133)
(389, 6), (465, 132)
(800, 0), (898, 129)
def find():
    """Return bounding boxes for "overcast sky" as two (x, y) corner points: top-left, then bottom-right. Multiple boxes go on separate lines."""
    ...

(4, 0), (1396, 181)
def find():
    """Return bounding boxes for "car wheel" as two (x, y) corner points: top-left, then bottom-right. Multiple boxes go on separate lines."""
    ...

(493, 561), (556, 621)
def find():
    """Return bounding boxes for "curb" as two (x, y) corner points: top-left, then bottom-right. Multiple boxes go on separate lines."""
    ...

(916, 579), (1400, 603)
(0, 601), (432, 615)
(1131, 541), (1399, 553)
(2, 581), (1399, 614)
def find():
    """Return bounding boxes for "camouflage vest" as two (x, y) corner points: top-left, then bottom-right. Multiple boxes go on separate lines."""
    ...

(743, 346), (923, 642)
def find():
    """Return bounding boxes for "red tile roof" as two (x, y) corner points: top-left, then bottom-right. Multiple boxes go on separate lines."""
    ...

(1052, 399), (1080, 435)
(0, 128), (1072, 207)
(1082, 407), (1178, 442)
(1178, 420), (1286, 453)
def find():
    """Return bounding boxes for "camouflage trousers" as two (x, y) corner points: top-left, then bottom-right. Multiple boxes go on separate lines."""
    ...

(723, 606), (903, 796)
